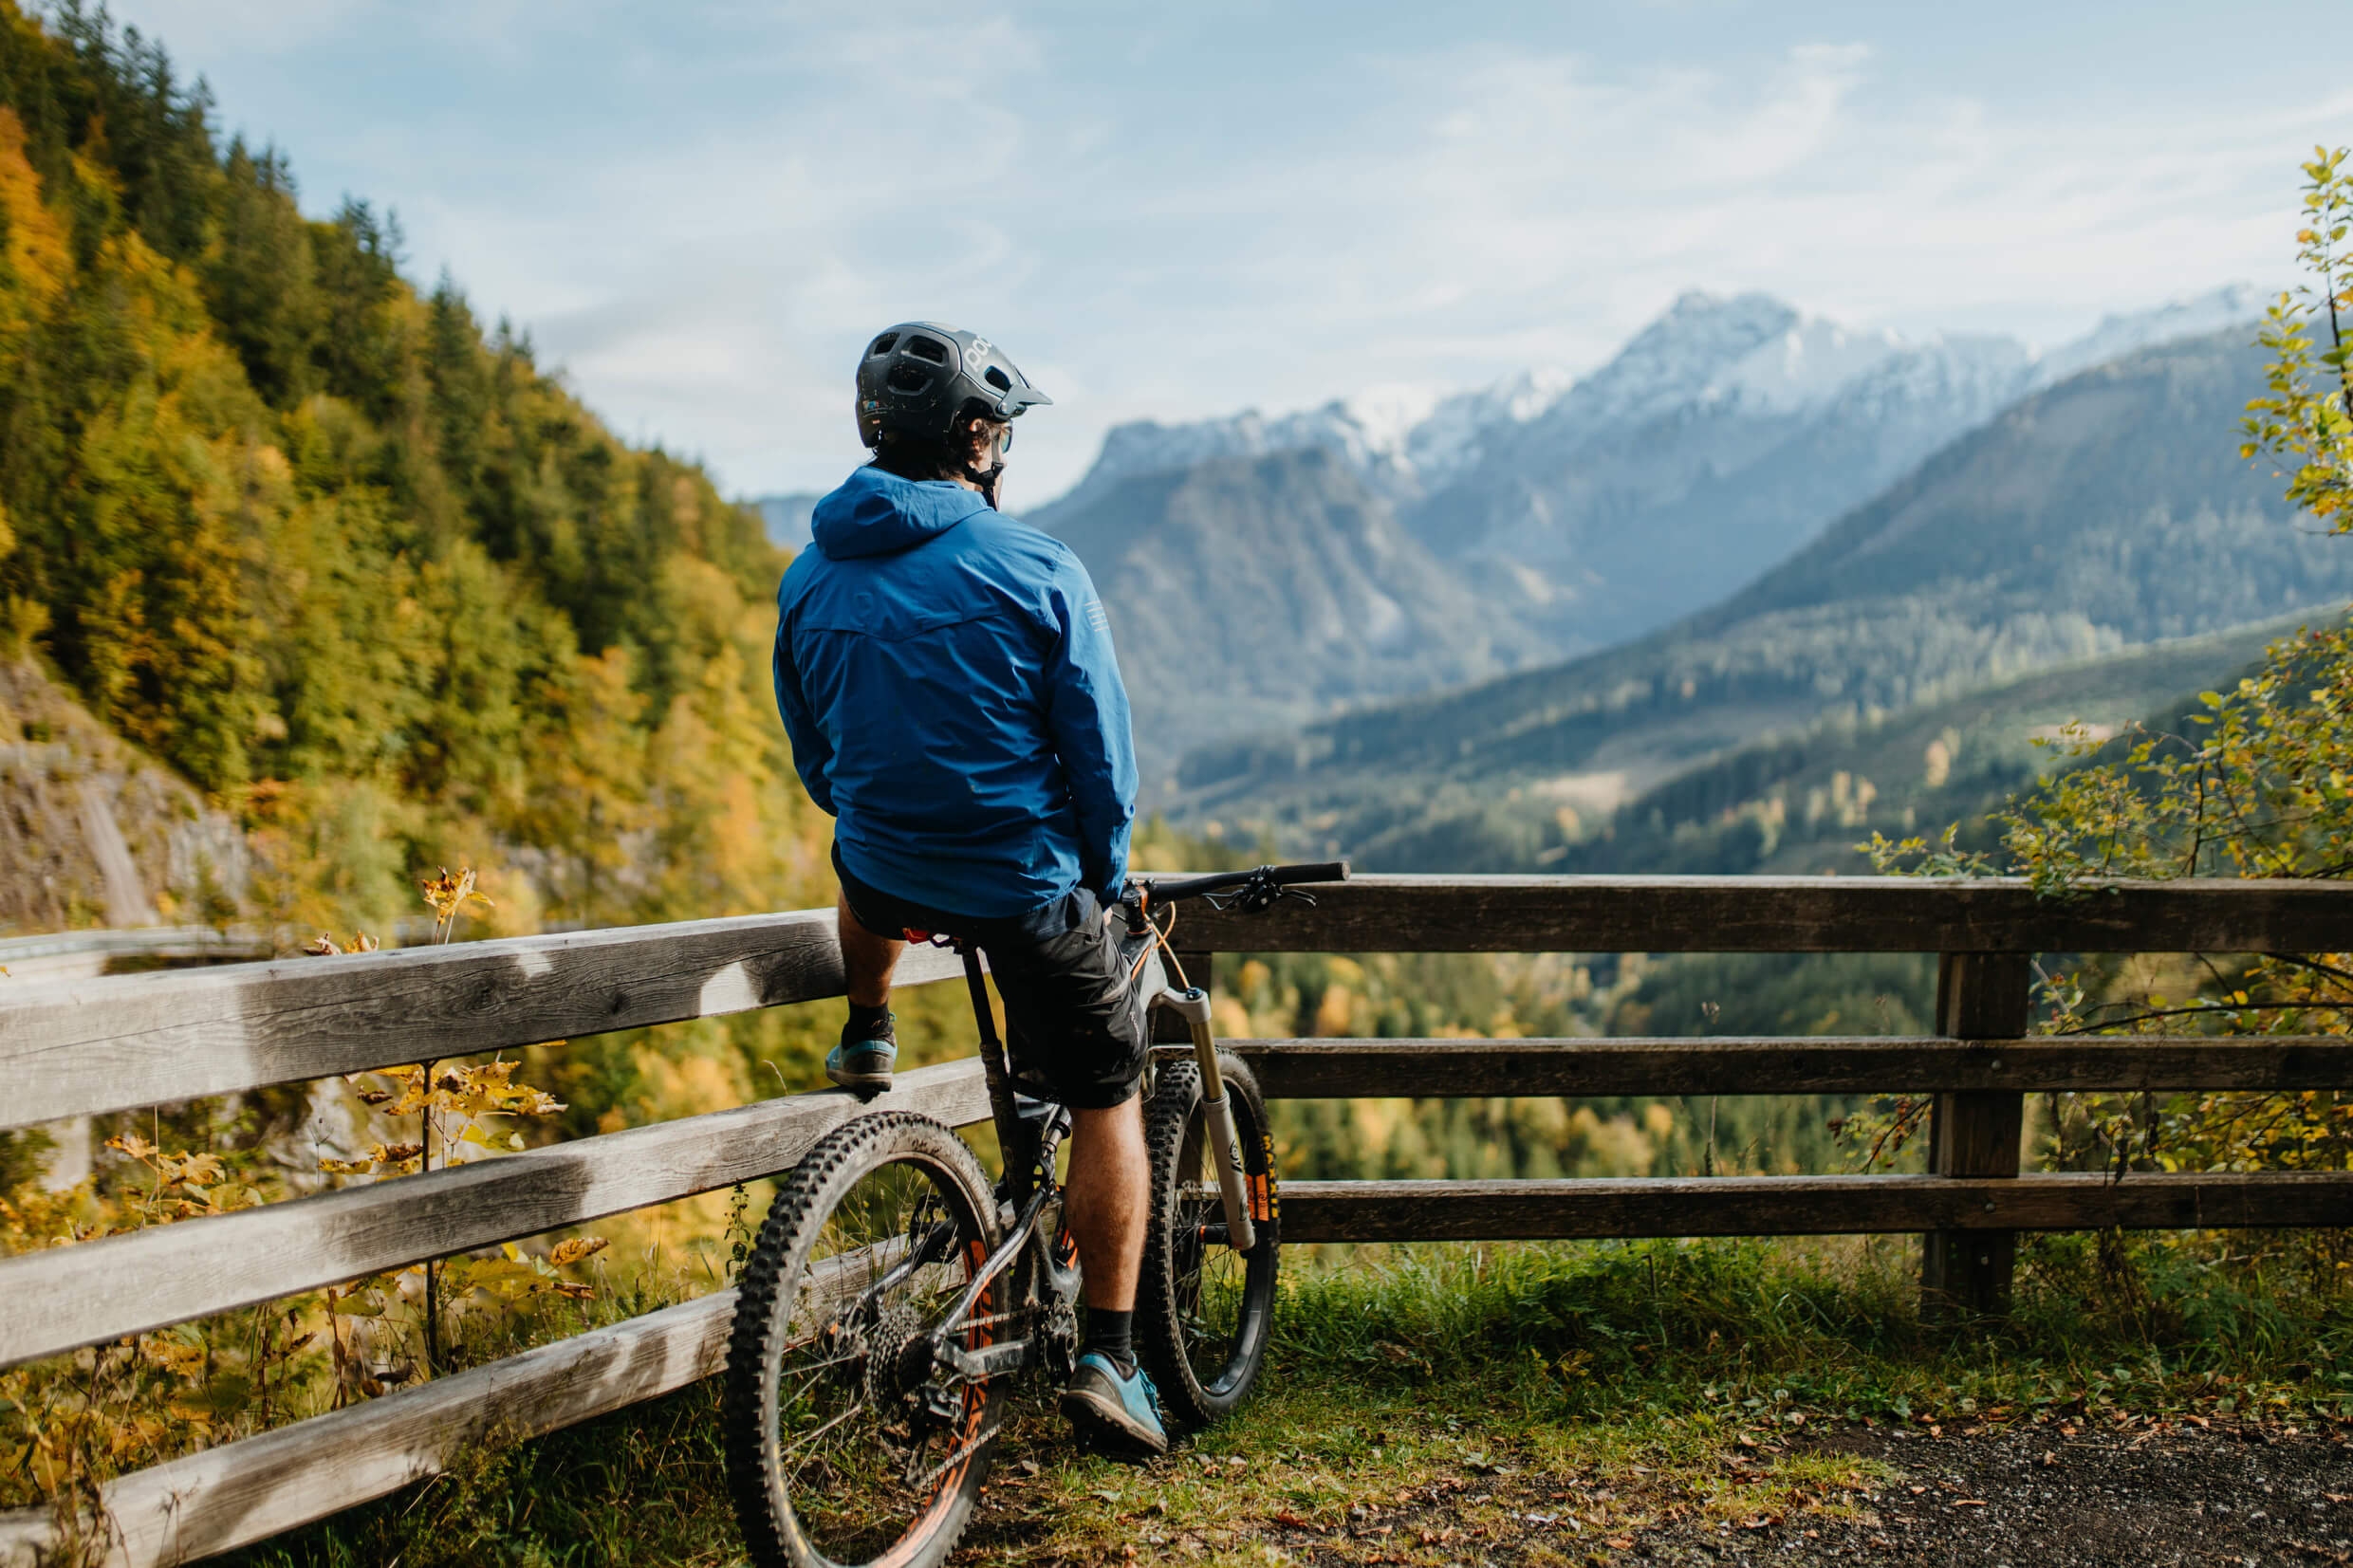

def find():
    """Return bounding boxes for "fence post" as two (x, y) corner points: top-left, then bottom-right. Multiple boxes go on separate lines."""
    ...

(1920, 950), (2033, 1320)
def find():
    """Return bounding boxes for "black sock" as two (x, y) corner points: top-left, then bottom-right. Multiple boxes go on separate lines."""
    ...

(844, 1002), (892, 1041)
(1084, 1308), (1134, 1373)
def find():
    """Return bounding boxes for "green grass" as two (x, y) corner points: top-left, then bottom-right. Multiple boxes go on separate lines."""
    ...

(218, 1233), (2353, 1567)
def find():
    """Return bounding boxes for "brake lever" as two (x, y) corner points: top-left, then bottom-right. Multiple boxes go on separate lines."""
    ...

(1204, 870), (1319, 914)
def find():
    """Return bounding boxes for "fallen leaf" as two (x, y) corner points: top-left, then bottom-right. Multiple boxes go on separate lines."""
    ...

(2041, 1450), (2058, 1467)
(1606, 1539), (1635, 1550)
(1271, 1512), (1318, 1531)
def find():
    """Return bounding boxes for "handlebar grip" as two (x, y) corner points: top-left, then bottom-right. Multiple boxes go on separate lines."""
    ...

(1270, 860), (1349, 884)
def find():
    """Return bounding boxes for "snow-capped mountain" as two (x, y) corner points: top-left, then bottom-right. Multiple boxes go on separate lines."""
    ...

(1051, 285), (2266, 520)
(1035, 283), (2268, 761)
(1049, 369), (1580, 515)
(1396, 290), (2092, 646)
(2026, 284), (2270, 390)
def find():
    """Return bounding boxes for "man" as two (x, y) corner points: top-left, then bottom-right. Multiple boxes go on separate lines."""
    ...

(771, 322), (1163, 1454)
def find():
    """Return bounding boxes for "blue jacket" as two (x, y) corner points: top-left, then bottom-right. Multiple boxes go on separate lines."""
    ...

(772, 464), (1139, 920)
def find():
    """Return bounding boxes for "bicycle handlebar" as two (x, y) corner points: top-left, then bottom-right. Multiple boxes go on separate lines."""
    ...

(1133, 860), (1350, 907)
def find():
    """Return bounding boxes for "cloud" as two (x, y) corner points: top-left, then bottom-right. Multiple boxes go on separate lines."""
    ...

(100, 1), (2353, 501)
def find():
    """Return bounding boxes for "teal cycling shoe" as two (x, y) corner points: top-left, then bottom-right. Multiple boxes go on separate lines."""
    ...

(824, 1012), (897, 1098)
(1059, 1351), (1167, 1455)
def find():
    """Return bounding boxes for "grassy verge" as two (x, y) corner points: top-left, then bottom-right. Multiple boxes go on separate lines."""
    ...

(219, 1233), (2353, 1567)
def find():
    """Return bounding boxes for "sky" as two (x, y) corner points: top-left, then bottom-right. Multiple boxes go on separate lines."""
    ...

(90, 0), (2353, 505)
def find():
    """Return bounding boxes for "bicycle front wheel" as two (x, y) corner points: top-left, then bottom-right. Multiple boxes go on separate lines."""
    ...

(1137, 1055), (1280, 1429)
(724, 1112), (1007, 1568)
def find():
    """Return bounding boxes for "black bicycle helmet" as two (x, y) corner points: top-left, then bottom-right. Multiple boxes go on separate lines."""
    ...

(856, 322), (1052, 451)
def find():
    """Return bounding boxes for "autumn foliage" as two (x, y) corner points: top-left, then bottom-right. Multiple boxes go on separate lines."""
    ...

(0, 0), (831, 943)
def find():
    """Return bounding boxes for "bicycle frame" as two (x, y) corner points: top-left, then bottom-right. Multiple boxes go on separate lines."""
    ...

(894, 870), (1340, 1409)
(956, 934), (1258, 1257)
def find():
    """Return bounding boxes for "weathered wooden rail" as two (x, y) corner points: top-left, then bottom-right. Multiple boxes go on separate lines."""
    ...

(1, 874), (2347, 1565)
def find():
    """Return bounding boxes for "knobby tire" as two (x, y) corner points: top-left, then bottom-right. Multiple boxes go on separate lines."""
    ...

(1136, 1056), (1280, 1430)
(723, 1112), (1005, 1568)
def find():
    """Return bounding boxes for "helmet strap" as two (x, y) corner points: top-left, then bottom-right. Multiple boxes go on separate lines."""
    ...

(964, 460), (1005, 507)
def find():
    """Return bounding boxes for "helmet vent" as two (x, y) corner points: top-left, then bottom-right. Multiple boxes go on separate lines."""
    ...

(869, 333), (899, 356)
(885, 366), (932, 394)
(983, 365), (1012, 392)
(904, 335), (950, 363)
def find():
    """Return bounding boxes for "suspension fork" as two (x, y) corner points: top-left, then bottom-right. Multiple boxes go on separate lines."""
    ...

(1161, 986), (1257, 1254)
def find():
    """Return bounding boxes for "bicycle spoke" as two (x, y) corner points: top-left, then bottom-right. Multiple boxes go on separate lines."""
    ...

(777, 1398), (870, 1464)
(753, 1151), (1000, 1565)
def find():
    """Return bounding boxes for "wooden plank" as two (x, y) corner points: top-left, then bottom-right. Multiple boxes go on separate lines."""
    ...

(0, 1059), (991, 1371)
(1191, 1035), (2353, 1098)
(12, 876), (2351, 1130)
(0, 1289), (738, 1568)
(1922, 953), (2034, 1318)
(0, 926), (270, 985)
(1277, 1171), (2353, 1243)
(0, 911), (975, 1131)
(1173, 874), (2353, 956)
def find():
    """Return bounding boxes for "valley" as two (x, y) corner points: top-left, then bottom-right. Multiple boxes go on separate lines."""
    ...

(1136, 327), (2348, 873)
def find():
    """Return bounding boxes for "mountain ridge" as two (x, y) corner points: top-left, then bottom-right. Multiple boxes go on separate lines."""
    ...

(1166, 327), (2353, 861)
(1037, 285), (2270, 750)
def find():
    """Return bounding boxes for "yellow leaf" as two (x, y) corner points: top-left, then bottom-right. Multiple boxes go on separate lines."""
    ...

(548, 1235), (608, 1268)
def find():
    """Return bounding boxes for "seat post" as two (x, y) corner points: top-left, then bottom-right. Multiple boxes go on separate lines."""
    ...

(959, 943), (1034, 1196)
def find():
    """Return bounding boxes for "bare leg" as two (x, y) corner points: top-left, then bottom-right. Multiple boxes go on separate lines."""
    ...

(1064, 1096), (1148, 1312)
(837, 891), (902, 1007)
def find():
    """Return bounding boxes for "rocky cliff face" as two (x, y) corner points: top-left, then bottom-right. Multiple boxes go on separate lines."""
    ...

(0, 660), (246, 936)
(1036, 447), (1553, 776)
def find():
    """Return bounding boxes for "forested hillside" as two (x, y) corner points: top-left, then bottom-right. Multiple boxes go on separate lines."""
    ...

(0, 2), (828, 941)
(1334, 615), (2308, 876)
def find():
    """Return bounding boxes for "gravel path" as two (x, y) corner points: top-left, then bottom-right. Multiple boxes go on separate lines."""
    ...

(1623, 1423), (2353, 1567)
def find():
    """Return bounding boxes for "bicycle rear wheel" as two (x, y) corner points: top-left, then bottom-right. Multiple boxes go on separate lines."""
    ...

(724, 1113), (1007, 1568)
(1136, 1055), (1280, 1429)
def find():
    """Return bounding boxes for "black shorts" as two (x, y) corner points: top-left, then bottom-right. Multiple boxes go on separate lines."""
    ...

(832, 845), (1149, 1110)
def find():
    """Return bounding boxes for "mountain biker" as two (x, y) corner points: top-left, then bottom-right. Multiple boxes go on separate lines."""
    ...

(771, 323), (1164, 1455)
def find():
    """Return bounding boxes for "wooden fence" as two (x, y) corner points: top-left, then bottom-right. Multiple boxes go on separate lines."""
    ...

(2, 874), (2350, 1565)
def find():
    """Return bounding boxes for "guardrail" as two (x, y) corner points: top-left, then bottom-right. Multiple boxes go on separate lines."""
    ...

(2, 874), (2348, 1565)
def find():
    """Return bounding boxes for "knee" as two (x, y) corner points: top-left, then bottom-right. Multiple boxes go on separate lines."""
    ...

(1071, 1097), (1144, 1143)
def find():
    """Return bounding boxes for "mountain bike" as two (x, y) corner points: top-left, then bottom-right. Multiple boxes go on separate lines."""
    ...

(722, 860), (1348, 1568)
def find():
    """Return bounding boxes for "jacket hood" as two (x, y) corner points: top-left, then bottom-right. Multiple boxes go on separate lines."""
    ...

(810, 464), (992, 560)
